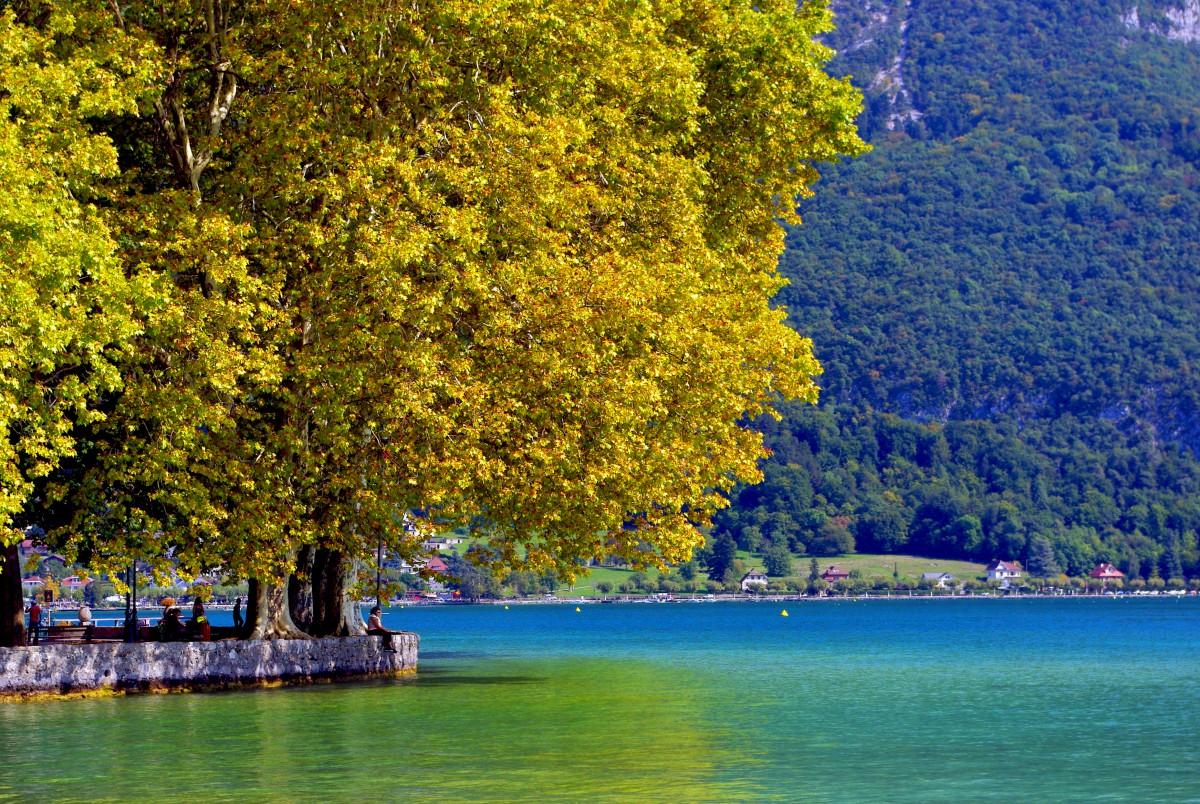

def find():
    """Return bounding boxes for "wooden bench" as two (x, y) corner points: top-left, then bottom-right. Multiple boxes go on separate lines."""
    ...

(39, 624), (94, 644)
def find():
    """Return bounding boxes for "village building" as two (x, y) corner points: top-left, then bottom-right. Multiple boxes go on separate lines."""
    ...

(740, 568), (769, 592)
(922, 572), (957, 589)
(820, 565), (850, 583)
(59, 575), (87, 590)
(985, 560), (1022, 584)
(424, 555), (449, 591)
(1089, 563), (1125, 581)
(421, 537), (464, 552)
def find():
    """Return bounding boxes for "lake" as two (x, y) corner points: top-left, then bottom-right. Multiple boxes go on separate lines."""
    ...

(1, 598), (1198, 801)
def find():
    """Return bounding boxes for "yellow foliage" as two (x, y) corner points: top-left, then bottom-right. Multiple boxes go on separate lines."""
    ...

(11, 0), (864, 583)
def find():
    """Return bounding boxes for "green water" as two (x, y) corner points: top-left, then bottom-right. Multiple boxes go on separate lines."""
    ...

(2, 598), (1199, 802)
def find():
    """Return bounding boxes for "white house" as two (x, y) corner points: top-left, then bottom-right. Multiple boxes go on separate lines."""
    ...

(986, 560), (1022, 584)
(740, 568), (769, 592)
(922, 572), (957, 589)
(420, 537), (464, 552)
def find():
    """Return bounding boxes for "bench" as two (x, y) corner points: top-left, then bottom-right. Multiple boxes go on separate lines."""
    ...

(38, 624), (94, 644)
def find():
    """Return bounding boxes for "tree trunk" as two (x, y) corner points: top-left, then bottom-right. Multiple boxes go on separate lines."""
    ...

(309, 549), (366, 637)
(1, 542), (27, 648)
(246, 577), (311, 641)
(289, 545), (314, 633)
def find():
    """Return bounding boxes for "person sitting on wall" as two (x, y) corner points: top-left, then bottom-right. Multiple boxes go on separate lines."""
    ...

(366, 606), (396, 652)
(162, 607), (193, 642)
(188, 598), (211, 641)
(232, 596), (244, 632)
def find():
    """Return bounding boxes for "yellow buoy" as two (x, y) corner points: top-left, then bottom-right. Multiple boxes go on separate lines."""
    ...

(575, 606), (581, 612)
(781, 609), (789, 617)
(504, 605), (509, 610)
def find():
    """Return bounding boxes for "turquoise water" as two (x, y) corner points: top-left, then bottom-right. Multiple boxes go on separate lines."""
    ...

(2, 598), (1199, 801)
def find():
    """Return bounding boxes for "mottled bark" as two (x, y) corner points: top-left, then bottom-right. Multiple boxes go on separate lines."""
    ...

(246, 576), (310, 641)
(309, 549), (366, 637)
(288, 544), (314, 633)
(1, 542), (27, 648)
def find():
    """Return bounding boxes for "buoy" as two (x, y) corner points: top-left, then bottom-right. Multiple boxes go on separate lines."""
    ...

(781, 609), (789, 617)
(575, 606), (581, 612)
(504, 605), (509, 610)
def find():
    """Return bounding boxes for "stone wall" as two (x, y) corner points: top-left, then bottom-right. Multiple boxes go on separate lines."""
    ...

(0, 633), (418, 700)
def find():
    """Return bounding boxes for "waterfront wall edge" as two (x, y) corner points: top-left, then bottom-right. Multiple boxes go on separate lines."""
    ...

(0, 633), (418, 702)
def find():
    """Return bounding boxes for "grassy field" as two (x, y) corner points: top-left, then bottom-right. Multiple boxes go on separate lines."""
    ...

(798, 554), (988, 583)
(428, 529), (988, 594)
(553, 553), (989, 596)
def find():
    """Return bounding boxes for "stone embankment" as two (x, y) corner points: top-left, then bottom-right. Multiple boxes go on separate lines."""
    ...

(0, 634), (418, 701)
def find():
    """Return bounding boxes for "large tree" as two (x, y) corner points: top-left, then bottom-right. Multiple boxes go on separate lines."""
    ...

(7, 0), (865, 642)
(0, 6), (156, 644)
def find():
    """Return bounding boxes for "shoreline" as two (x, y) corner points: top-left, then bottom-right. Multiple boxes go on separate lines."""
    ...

(416, 590), (1197, 606)
(0, 634), (418, 703)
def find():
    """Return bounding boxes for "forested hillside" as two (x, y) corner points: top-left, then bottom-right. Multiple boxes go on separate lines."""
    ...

(717, 0), (1200, 579)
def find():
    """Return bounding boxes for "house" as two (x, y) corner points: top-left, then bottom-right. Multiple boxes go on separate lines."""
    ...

(820, 565), (850, 583)
(985, 560), (1022, 583)
(21, 576), (43, 595)
(59, 575), (90, 591)
(423, 555), (450, 591)
(1089, 563), (1125, 581)
(922, 572), (957, 589)
(740, 568), (769, 592)
(421, 537), (464, 551)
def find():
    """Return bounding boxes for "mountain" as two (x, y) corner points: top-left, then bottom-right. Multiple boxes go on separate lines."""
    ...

(716, 0), (1200, 580)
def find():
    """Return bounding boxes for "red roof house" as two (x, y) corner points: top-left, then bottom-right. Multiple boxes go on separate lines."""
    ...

(820, 565), (850, 582)
(425, 556), (449, 573)
(1089, 563), (1125, 580)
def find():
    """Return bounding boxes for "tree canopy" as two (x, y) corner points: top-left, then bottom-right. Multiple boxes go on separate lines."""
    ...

(1, 0), (865, 600)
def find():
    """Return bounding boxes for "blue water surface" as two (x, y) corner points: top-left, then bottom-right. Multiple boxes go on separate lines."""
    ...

(2, 598), (1198, 802)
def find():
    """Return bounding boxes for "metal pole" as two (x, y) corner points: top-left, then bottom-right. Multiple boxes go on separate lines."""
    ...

(375, 534), (384, 608)
(124, 563), (134, 643)
(130, 562), (138, 642)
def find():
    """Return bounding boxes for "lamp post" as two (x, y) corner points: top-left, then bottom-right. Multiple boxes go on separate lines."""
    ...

(375, 534), (384, 608)
(124, 562), (139, 643)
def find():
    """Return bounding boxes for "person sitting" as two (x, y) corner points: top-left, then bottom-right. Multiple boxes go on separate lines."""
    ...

(188, 599), (207, 635)
(161, 607), (193, 642)
(366, 606), (396, 652)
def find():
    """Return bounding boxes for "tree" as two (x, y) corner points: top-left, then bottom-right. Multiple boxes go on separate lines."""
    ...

(857, 507), (909, 553)
(1162, 540), (1185, 582)
(0, 9), (160, 647)
(810, 558), (821, 581)
(7, 0), (866, 640)
(595, 581), (614, 598)
(706, 532), (738, 581)
(1027, 537), (1062, 578)
(762, 543), (794, 577)
(809, 521), (855, 556)
(447, 554), (502, 600)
